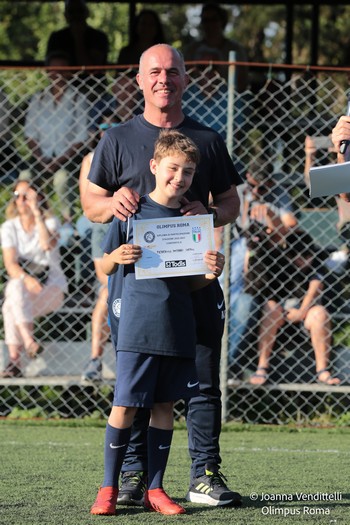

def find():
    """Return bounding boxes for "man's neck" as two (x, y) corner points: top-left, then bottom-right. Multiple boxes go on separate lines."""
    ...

(143, 107), (185, 129)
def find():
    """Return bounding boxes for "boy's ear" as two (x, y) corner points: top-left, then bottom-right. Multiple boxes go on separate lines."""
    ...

(150, 158), (157, 175)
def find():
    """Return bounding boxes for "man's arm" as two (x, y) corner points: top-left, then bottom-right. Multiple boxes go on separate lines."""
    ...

(83, 182), (140, 223)
(211, 186), (240, 226)
(180, 186), (240, 227)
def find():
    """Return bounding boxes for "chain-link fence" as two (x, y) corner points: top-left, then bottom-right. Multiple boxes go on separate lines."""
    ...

(1, 63), (350, 423)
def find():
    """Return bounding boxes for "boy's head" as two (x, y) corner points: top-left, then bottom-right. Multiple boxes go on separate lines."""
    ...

(153, 129), (200, 166)
(150, 130), (200, 203)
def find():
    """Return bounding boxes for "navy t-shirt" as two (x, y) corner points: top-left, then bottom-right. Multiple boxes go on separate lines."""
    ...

(102, 195), (196, 358)
(88, 114), (241, 205)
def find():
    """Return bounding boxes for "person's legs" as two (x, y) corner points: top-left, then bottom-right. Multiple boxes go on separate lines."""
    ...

(249, 300), (284, 385)
(81, 285), (109, 382)
(146, 402), (185, 515)
(90, 405), (136, 515)
(304, 305), (340, 385)
(228, 292), (254, 366)
(2, 280), (64, 363)
(53, 168), (73, 222)
(186, 343), (222, 479)
(91, 286), (109, 358)
(185, 343), (241, 506)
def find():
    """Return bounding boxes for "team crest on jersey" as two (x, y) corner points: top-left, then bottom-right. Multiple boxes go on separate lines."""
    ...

(112, 298), (121, 318)
(192, 226), (201, 243)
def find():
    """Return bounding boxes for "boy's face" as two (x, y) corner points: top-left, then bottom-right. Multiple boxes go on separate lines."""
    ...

(150, 154), (196, 202)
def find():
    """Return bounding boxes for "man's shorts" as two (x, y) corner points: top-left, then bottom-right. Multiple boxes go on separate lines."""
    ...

(113, 351), (199, 408)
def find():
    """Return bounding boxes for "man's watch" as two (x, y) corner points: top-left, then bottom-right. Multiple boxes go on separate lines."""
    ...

(207, 206), (218, 224)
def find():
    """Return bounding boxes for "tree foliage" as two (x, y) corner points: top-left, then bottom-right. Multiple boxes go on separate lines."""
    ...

(1, 2), (350, 69)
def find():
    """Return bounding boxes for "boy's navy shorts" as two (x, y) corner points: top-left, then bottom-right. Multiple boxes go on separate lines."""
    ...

(113, 351), (199, 408)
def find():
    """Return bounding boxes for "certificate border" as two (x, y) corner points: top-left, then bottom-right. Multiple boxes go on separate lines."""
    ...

(134, 214), (215, 279)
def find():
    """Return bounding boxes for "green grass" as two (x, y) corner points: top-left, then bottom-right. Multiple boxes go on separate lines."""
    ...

(0, 421), (349, 524)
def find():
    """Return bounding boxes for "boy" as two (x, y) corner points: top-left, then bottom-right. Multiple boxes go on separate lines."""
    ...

(90, 130), (225, 516)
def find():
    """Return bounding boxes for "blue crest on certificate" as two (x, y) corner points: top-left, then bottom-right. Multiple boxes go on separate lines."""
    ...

(192, 226), (202, 243)
(133, 215), (214, 279)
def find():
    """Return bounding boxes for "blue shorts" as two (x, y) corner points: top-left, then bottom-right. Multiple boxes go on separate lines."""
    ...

(113, 351), (199, 408)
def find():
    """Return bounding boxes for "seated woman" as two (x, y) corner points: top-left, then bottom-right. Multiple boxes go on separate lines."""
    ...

(0, 180), (68, 378)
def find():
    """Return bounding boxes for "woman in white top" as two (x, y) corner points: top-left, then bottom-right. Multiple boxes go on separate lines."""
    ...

(1, 180), (68, 377)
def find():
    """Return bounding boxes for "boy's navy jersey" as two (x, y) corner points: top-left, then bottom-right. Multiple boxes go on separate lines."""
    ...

(102, 195), (196, 359)
(88, 114), (242, 206)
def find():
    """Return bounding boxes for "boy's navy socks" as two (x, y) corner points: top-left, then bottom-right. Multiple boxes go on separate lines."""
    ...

(147, 426), (173, 490)
(102, 423), (131, 487)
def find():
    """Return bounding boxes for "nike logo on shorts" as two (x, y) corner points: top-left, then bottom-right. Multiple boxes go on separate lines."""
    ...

(109, 443), (127, 449)
(187, 381), (199, 388)
(158, 445), (170, 450)
(217, 300), (224, 309)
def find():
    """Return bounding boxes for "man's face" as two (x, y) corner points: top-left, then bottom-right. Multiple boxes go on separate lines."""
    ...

(137, 46), (188, 111)
(47, 58), (71, 85)
(246, 172), (269, 200)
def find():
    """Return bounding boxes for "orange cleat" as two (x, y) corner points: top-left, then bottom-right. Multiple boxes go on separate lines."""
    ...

(145, 488), (186, 515)
(90, 486), (119, 515)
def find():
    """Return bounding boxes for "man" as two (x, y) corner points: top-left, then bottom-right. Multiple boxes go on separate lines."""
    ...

(23, 51), (89, 223)
(83, 44), (242, 508)
(46, 0), (109, 96)
(183, 3), (248, 92)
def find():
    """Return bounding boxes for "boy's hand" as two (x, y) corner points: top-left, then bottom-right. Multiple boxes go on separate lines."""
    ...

(112, 244), (142, 265)
(204, 250), (225, 277)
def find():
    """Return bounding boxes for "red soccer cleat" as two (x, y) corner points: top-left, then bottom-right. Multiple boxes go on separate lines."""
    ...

(145, 488), (186, 515)
(90, 486), (119, 515)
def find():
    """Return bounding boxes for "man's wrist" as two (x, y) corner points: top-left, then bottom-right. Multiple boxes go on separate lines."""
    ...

(207, 206), (218, 225)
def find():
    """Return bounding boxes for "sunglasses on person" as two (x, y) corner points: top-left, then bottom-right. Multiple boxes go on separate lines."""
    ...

(99, 122), (120, 131)
(13, 191), (28, 200)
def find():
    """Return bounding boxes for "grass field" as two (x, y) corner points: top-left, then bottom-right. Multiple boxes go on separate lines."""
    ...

(0, 420), (349, 525)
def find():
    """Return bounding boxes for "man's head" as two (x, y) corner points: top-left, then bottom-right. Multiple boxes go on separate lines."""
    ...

(200, 3), (228, 34)
(45, 51), (72, 84)
(64, 0), (89, 24)
(150, 130), (199, 201)
(137, 44), (188, 117)
(246, 159), (274, 199)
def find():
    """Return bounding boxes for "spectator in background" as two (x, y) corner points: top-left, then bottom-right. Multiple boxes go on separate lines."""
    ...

(247, 229), (340, 386)
(183, 3), (249, 92)
(117, 9), (166, 67)
(79, 110), (120, 382)
(21, 51), (89, 223)
(113, 10), (167, 122)
(0, 180), (67, 378)
(46, 0), (109, 97)
(182, 46), (229, 139)
(228, 159), (297, 370)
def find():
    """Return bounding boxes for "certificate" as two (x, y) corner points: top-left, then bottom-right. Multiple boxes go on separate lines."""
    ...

(133, 214), (215, 279)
